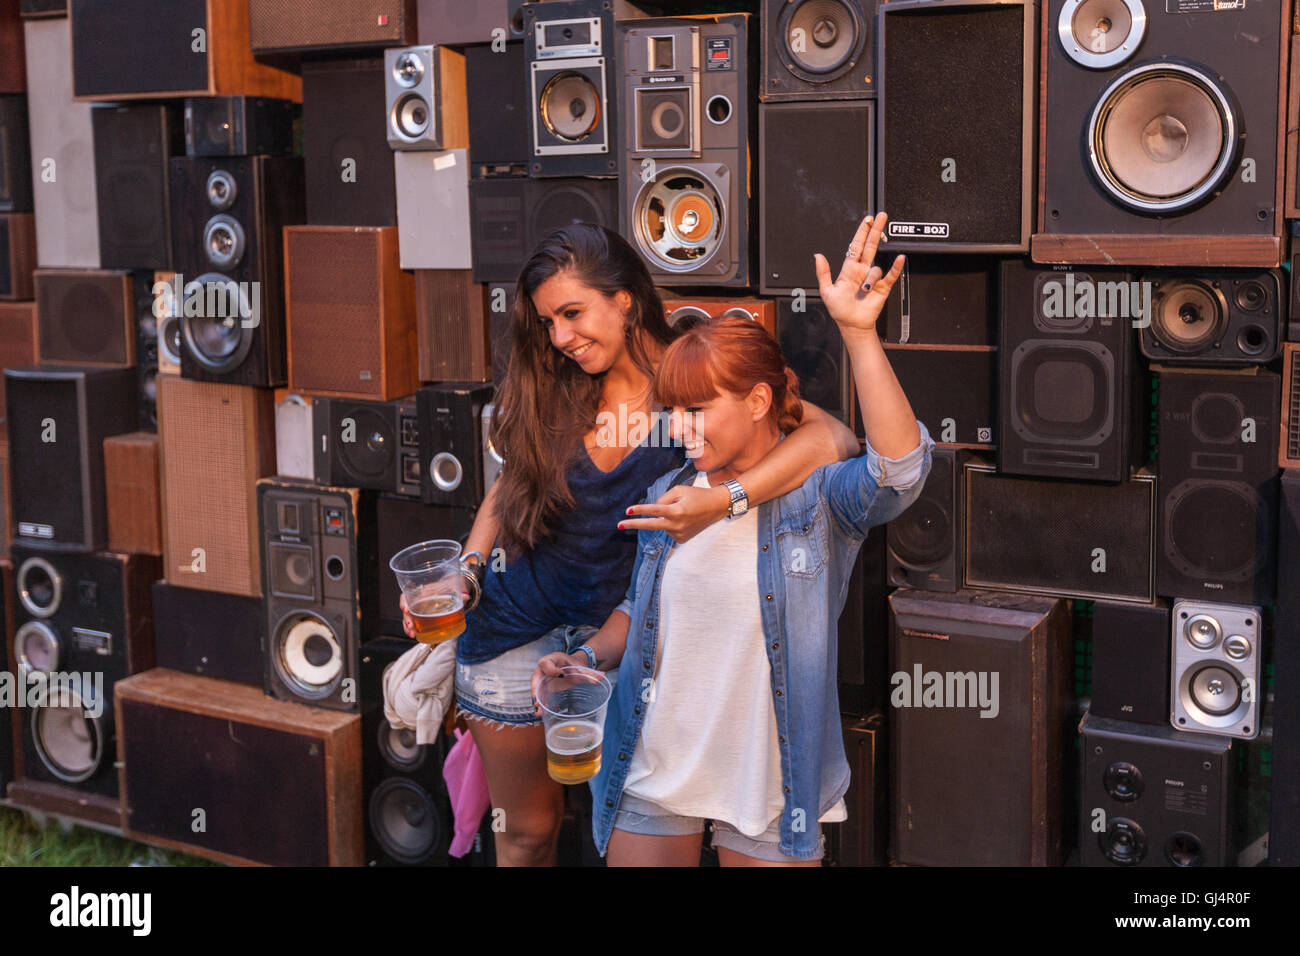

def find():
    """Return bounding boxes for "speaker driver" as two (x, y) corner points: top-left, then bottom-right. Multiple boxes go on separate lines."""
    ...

(1088, 63), (1236, 213)
(782, 0), (863, 77)
(341, 408), (395, 483)
(158, 312), (182, 369)
(1166, 480), (1262, 581)
(1190, 392), (1245, 445)
(203, 215), (247, 270)
(1188, 664), (1242, 716)
(667, 305), (710, 330)
(540, 72), (601, 142)
(1184, 613), (1222, 650)
(890, 499), (951, 569)
(378, 719), (427, 772)
(392, 51), (425, 88)
(1102, 761), (1143, 802)
(371, 777), (442, 864)
(32, 682), (104, 784)
(633, 169), (725, 272)
(18, 555), (62, 618)
(393, 93), (432, 141)
(1165, 832), (1203, 867)
(1058, 0), (1146, 70)
(636, 89), (693, 151)
(270, 542), (316, 599)
(1101, 818), (1147, 865)
(1010, 342), (1112, 442)
(1152, 280), (1227, 352)
(206, 169), (238, 211)
(274, 612), (344, 698)
(180, 274), (253, 372)
(15, 621), (60, 675)
(430, 452), (464, 493)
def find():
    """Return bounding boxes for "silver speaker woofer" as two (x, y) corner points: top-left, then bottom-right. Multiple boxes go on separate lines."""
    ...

(273, 611), (344, 699)
(15, 620), (60, 676)
(179, 273), (254, 372)
(378, 718), (427, 772)
(158, 311), (183, 370)
(632, 167), (727, 273)
(203, 214), (246, 270)
(393, 51), (425, 87)
(18, 555), (62, 619)
(205, 169), (238, 210)
(32, 678), (104, 784)
(393, 92), (432, 141)
(1058, 0), (1146, 70)
(1183, 613), (1222, 650)
(430, 451), (464, 492)
(540, 71), (601, 142)
(1151, 280), (1228, 353)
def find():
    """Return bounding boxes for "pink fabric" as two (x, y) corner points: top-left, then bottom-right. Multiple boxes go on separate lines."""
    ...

(443, 728), (492, 858)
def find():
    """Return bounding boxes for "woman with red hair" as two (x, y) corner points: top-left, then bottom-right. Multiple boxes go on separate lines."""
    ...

(534, 213), (932, 865)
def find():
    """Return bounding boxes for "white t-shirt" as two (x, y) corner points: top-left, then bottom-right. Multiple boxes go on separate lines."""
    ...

(621, 471), (847, 835)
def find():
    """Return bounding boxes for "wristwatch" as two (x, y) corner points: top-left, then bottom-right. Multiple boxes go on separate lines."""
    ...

(722, 478), (749, 519)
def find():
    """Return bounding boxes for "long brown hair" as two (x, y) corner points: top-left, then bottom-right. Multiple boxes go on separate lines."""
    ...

(491, 224), (677, 557)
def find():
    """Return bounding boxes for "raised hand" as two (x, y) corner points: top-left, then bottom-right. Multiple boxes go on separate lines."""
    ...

(812, 212), (905, 335)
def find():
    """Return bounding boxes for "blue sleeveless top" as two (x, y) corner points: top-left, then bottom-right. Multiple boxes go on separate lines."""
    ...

(457, 424), (685, 665)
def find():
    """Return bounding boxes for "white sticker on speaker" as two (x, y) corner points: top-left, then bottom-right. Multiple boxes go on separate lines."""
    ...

(1165, 0), (1244, 11)
(433, 152), (457, 171)
(887, 222), (949, 239)
(18, 523), (54, 539)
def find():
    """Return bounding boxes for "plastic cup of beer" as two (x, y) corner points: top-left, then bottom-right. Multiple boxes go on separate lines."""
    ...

(536, 666), (612, 785)
(389, 540), (470, 645)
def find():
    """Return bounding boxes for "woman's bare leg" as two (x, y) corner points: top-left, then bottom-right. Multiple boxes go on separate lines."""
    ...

(607, 828), (703, 866)
(467, 718), (565, 867)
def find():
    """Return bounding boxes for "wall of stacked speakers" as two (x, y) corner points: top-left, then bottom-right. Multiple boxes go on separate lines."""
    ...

(0, 0), (1298, 868)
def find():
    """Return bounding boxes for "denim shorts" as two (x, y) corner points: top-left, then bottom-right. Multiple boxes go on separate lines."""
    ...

(455, 624), (601, 728)
(612, 791), (827, 863)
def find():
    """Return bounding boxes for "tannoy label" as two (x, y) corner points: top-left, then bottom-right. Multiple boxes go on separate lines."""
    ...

(1166, 0), (1244, 10)
(888, 222), (949, 239)
(902, 628), (950, 642)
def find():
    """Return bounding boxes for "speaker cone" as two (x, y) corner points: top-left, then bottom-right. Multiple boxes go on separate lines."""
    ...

(370, 777), (443, 864)
(540, 71), (601, 142)
(270, 542), (316, 599)
(1101, 818), (1147, 865)
(180, 273), (254, 372)
(340, 407), (395, 483)
(206, 169), (238, 211)
(667, 305), (710, 331)
(1166, 480), (1262, 581)
(1184, 613), (1222, 650)
(203, 214), (246, 270)
(782, 0), (863, 78)
(1102, 761), (1143, 802)
(1010, 342), (1113, 443)
(890, 498), (951, 568)
(274, 612), (344, 698)
(633, 168), (725, 272)
(378, 718), (427, 772)
(1188, 664), (1242, 716)
(158, 312), (182, 369)
(636, 88), (693, 151)
(18, 555), (62, 618)
(430, 451), (464, 492)
(15, 620), (60, 675)
(393, 92), (432, 141)
(1088, 62), (1237, 213)
(392, 51), (425, 88)
(1058, 0), (1146, 70)
(32, 680), (104, 784)
(1151, 279), (1227, 352)
(1165, 831), (1203, 867)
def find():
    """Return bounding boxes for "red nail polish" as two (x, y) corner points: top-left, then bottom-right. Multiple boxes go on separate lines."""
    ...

(626, 508), (634, 515)
(617, 523), (626, 530)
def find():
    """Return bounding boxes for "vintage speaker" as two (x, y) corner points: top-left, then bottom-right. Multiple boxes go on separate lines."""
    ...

(360, 636), (455, 865)
(169, 155), (305, 387)
(1271, 471), (1300, 865)
(136, 292), (159, 432)
(1089, 599), (1171, 727)
(275, 391), (315, 480)
(1036, 0), (1286, 267)
(373, 494), (475, 637)
(467, 42), (529, 176)
(151, 580), (264, 686)
(0, 438), (11, 557)
(881, 344), (996, 447)
(1140, 270), (1282, 366)
(488, 281), (514, 387)
(888, 587), (1072, 866)
(524, 0), (645, 177)
(418, 383), (494, 508)
(250, 0), (417, 53)
(1155, 368), (1280, 605)
(158, 375), (276, 596)
(313, 395), (421, 498)
(156, 298), (182, 377)
(116, 668), (364, 866)
(0, 560), (11, 791)
(394, 149), (473, 269)
(619, 14), (756, 286)
(0, 300), (37, 419)
(469, 176), (619, 284)
(880, 255), (997, 346)
(19, 0), (63, 17)
(998, 260), (1139, 482)
(70, 0), (300, 101)
(878, 0), (1035, 253)
(964, 462), (1157, 603)
(303, 58), (398, 227)
(776, 296), (851, 426)
(836, 527), (890, 719)
(825, 713), (887, 867)
(419, 0), (526, 45)
(104, 432), (162, 556)
(4, 365), (137, 551)
(482, 404), (504, 495)
(184, 96), (297, 157)
(886, 448), (969, 593)
(759, 99), (872, 295)
(10, 544), (160, 802)
(0, 212), (36, 299)
(285, 226), (418, 401)
(1169, 599), (1261, 740)
(1080, 712), (1234, 867)
(385, 45), (468, 151)
(259, 478), (370, 713)
(22, 17), (99, 269)
(1283, 344), (1300, 469)
(416, 271), (491, 383)
(92, 104), (183, 271)
(660, 294), (776, 336)
(34, 269), (144, 367)
(0, 95), (31, 211)
(762, 0), (878, 102)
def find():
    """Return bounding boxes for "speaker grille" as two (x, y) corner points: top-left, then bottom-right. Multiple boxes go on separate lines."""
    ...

(35, 270), (135, 366)
(70, 0), (209, 97)
(416, 271), (490, 383)
(1284, 345), (1300, 467)
(250, 0), (415, 52)
(0, 303), (36, 418)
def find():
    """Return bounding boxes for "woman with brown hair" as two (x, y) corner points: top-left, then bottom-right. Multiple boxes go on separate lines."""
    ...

(404, 223), (859, 865)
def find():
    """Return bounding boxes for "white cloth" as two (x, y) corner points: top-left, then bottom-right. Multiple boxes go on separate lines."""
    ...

(383, 638), (458, 745)
(622, 472), (846, 835)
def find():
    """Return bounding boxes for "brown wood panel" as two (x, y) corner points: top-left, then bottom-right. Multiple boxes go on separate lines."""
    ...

(207, 0), (301, 102)
(0, 0), (24, 93)
(437, 46), (468, 150)
(1030, 233), (1282, 269)
(106, 433), (163, 555)
(6, 779), (122, 830)
(1, 214), (36, 301)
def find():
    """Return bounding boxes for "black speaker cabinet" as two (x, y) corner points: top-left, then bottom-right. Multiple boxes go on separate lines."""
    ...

(1155, 368), (1280, 606)
(418, 383), (494, 508)
(881, 344), (996, 448)
(618, 14), (756, 286)
(776, 296), (851, 427)
(1284, 343), (1300, 469)
(1271, 471), (1300, 865)
(1036, 0), (1287, 268)
(313, 395), (422, 498)
(10, 545), (160, 801)
(824, 714), (888, 867)
(886, 448), (969, 593)
(759, 100), (872, 295)
(19, 0), (65, 18)
(259, 478), (373, 713)
(880, 255), (997, 346)
(374, 494), (476, 639)
(1080, 712), (1233, 867)
(878, 0), (1035, 253)
(169, 155), (305, 387)
(0, 94), (32, 212)
(419, 0), (526, 45)
(836, 528), (890, 720)
(303, 58), (398, 228)
(762, 0), (879, 102)
(998, 260), (1140, 482)
(1089, 599), (1171, 727)
(889, 587), (1073, 866)
(4, 365), (138, 551)
(0, 561), (13, 794)
(151, 580), (264, 686)
(964, 462), (1156, 603)
(1139, 269), (1283, 366)
(469, 176), (619, 284)
(184, 96), (297, 158)
(92, 104), (184, 271)
(361, 636), (455, 866)
(467, 42), (528, 177)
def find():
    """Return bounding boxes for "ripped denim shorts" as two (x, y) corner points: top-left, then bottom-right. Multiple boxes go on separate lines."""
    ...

(455, 624), (602, 728)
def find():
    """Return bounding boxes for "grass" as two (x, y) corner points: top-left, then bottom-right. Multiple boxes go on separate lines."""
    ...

(0, 805), (220, 867)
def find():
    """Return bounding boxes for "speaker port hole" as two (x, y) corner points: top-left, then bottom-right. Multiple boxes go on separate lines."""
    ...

(325, 556), (345, 581)
(1237, 325), (1266, 355)
(706, 95), (731, 125)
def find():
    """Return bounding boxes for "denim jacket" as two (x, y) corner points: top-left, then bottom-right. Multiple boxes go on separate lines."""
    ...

(590, 423), (934, 859)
